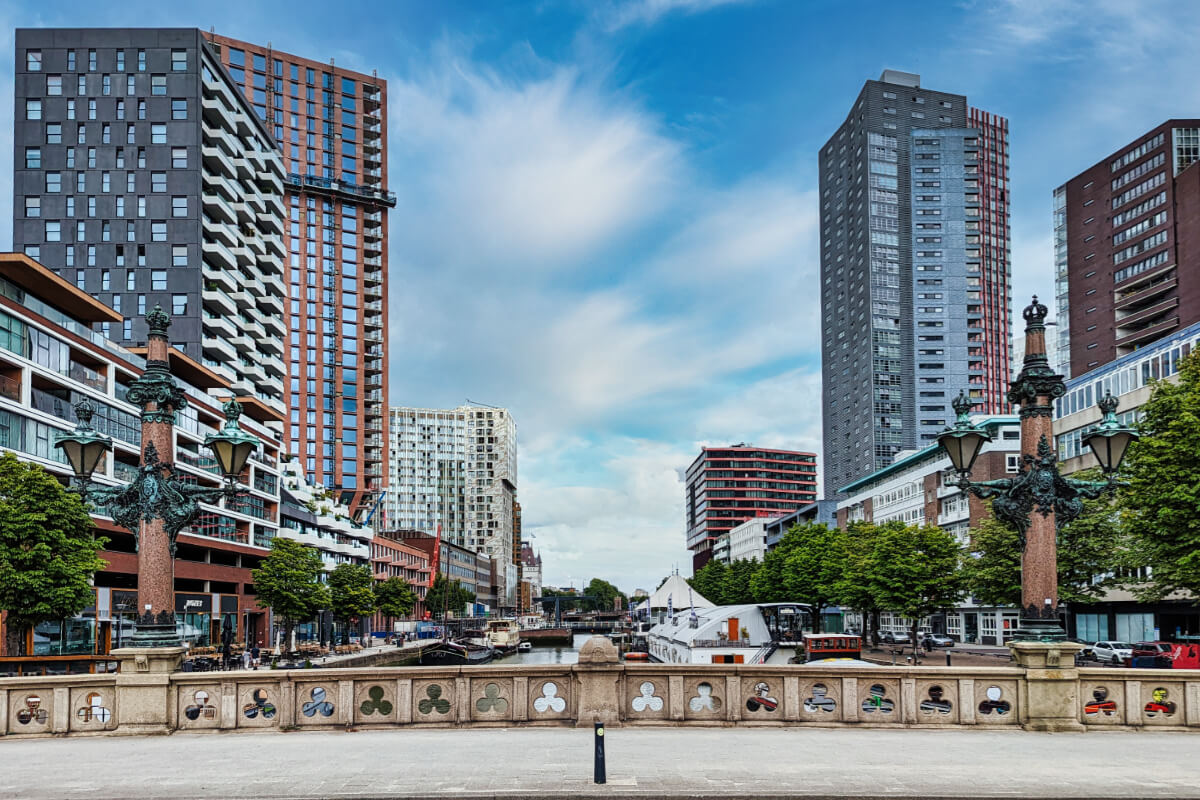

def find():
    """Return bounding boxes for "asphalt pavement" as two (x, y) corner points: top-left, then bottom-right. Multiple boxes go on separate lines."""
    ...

(2, 726), (1199, 799)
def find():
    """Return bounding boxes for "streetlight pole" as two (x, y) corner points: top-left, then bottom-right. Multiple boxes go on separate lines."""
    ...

(938, 297), (1138, 641)
(55, 307), (261, 651)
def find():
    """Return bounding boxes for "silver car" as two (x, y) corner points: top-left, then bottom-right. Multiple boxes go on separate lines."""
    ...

(1091, 640), (1133, 665)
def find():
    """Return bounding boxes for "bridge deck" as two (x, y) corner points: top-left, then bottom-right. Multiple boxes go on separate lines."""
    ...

(1, 726), (1196, 799)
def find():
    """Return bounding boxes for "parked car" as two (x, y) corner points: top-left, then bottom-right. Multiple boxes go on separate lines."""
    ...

(922, 633), (955, 648)
(880, 630), (913, 645)
(1131, 641), (1175, 667)
(1091, 641), (1133, 665)
(1066, 637), (1094, 658)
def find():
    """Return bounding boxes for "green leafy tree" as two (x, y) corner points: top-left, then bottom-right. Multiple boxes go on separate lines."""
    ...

(834, 521), (882, 644)
(868, 521), (965, 656)
(583, 577), (627, 612)
(328, 563), (376, 642)
(424, 574), (476, 619)
(251, 537), (328, 650)
(0, 454), (107, 656)
(689, 560), (729, 603)
(779, 524), (847, 633)
(721, 559), (759, 605)
(375, 576), (417, 620)
(1120, 351), (1200, 601)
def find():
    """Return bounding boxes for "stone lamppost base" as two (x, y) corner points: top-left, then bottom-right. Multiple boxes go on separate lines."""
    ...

(1009, 640), (1086, 732)
(109, 646), (187, 736)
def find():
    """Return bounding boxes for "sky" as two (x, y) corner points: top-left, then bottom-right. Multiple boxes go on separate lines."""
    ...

(2, 0), (1199, 594)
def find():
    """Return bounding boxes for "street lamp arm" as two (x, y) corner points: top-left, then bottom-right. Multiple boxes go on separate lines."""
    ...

(1063, 475), (1123, 499)
(178, 482), (243, 505)
(951, 475), (1014, 500)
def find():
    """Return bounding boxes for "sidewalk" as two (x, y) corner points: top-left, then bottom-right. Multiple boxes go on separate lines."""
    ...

(2, 726), (1199, 799)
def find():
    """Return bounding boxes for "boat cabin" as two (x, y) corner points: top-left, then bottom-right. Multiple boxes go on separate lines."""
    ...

(800, 632), (861, 663)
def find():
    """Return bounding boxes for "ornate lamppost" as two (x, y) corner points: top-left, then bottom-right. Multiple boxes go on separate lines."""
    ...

(937, 297), (1138, 641)
(55, 307), (260, 648)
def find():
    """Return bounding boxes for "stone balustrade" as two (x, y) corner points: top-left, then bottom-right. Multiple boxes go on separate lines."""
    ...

(2, 639), (1199, 738)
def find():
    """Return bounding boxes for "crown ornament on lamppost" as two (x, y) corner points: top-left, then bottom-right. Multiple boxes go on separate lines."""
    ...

(145, 303), (172, 337)
(938, 392), (991, 477)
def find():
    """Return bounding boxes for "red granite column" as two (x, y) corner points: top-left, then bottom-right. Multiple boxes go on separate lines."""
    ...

(137, 326), (177, 623)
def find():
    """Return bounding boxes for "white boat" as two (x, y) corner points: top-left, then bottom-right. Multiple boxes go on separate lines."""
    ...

(517, 641), (532, 652)
(486, 619), (521, 652)
(647, 603), (814, 665)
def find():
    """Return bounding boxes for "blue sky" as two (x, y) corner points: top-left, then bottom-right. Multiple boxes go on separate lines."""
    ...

(3, 0), (1198, 593)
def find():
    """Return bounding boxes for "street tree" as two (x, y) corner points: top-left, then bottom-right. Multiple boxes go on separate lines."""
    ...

(251, 537), (328, 651)
(868, 521), (965, 656)
(781, 524), (847, 633)
(690, 560), (729, 604)
(375, 576), (417, 620)
(832, 521), (882, 644)
(328, 563), (376, 643)
(0, 453), (107, 656)
(424, 574), (475, 619)
(1119, 351), (1200, 601)
(583, 578), (627, 612)
(722, 559), (759, 605)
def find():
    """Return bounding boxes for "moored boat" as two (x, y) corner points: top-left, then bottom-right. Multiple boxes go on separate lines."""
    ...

(420, 641), (495, 666)
(517, 641), (532, 652)
(486, 619), (522, 653)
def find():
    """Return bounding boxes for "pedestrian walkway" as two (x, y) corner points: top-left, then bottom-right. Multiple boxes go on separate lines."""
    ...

(2, 726), (1198, 799)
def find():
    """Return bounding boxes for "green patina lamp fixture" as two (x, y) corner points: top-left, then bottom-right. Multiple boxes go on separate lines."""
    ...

(1082, 391), (1139, 475)
(54, 399), (113, 483)
(937, 392), (991, 477)
(204, 399), (260, 486)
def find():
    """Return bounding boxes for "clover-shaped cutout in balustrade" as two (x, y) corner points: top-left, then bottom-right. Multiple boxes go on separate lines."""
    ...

(919, 685), (953, 716)
(803, 683), (836, 713)
(302, 687), (335, 718)
(1084, 687), (1117, 718)
(861, 684), (895, 714)
(688, 682), (722, 713)
(533, 682), (566, 714)
(360, 685), (393, 716)
(631, 681), (663, 713)
(475, 683), (509, 714)
(418, 684), (451, 715)
(978, 686), (1011, 716)
(76, 691), (111, 724)
(243, 688), (277, 720)
(1144, 687), (1177, 718)
(745, 682), (778, 713)
(17, 695), (48, 726)
(185, 690), (217, 721)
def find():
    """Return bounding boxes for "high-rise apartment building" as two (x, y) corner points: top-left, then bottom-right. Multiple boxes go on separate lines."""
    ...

(1053, 120), (1200, 379)
(819, 70), (1011, 498)
(13, 28), (288, 422)
(387, 405), (519, 595)
(684, 445), (818, 570)
(203, 33), (392, 513)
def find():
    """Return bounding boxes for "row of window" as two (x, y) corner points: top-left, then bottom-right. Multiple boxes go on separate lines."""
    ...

(27, 48), (185, 73)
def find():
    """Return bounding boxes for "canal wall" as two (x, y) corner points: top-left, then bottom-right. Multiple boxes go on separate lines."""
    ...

(2, 637), (1199, 738)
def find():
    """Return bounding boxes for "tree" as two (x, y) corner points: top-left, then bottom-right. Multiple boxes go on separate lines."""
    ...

(780, 524), (848, 633)
(1119, 351), (1200, 601)
(0, 454), (107, 656)
(721, 559), (759, 605)
(689, 560), (728, 604)
(424, 574), (475, 619)
(328, 563), (376, 643)
(833, 521), (882, 644)
(251, 537), (328, 651)
(375, 577), (417, 620)
(867, 521), (965, 656)
(964, 485), (1130, 608)
(583, 578), (626, 612)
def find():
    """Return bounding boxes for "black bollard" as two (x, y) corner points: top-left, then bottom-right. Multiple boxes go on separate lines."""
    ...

(946, 651), (952, 666)
(594, 720), (606, 784)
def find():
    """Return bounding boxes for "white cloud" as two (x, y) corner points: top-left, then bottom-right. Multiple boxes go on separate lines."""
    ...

(600, 0), (752, 32)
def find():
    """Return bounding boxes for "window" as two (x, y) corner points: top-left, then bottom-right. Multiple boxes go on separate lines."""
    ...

(46, 74), (62, 95)
(117, 51), (124, 72)
(87, 197), (95, 216)
(127, 172), (136, 191)
(88, 49), (97, 71)
(151, 74), (166, 95)
(25, 99), (42, 120)
(137, 99), (145, 119)
(137, 50), (146, 71)
(26, 50), (42, 71)
(137, 197), (146, 217)
(127, 74), (135, 95)
(45, 172), (61, 192)
(77, 75), (86, 95)
(171, 99), (187, 119)
(116, 99), (124, 119)
(45, 123), (61, 144)
(151, 172), (166, 193)
(127, 123), (135, 143)
(151, 221), (167, 242)
(151, 124), (166, 144)
(151, 271), (167, 290)
(116, 196), (124, 217)
(77, 123), (86, 144)
(102, 74), (111, 95)
(123, 319), (132, 340)
(88, 147), (97, 168)
(45, 221), (61, 242)
(127, 272), (136, 291)
(24, 197), (40, 218)
(137, 148), (145, 168)
(24, 147), (41, 168)
(67, 51), (76, 71)
(101, 172), (111, 192)
(171, 196), (187, 217)
(171, 294), (187, 314)
(172, 245), (187, 267)
(67, 99), (75, 119)
(137, 294), (145, 314)
(76, 173), (86, 192)
(171, 50), (187, 71)
(171, 147), (187, 168)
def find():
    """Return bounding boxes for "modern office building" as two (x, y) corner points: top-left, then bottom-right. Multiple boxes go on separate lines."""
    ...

(277, 457), (373, 571)
(835, 414), (1022, 644)
(819, 70), (1011, 498)
(386, 404), (519, 598)
(1053, 121), (1200, 379)
(13, 29), (288, 424)
(0, 253), (285, 657)
(684, 445), (818, 570)
(203, 33), (393, 514)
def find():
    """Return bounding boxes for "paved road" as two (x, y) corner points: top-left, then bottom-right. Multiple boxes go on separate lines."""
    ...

(2, 726), (1198, 799)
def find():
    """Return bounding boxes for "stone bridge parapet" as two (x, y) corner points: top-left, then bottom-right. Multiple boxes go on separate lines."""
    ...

(1, 638), (1199, 737)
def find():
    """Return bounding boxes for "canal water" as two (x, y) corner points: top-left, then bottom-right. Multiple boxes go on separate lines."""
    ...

(502, 633), (586, 665)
